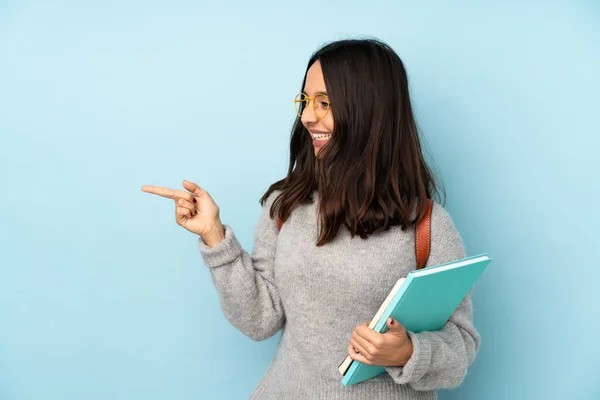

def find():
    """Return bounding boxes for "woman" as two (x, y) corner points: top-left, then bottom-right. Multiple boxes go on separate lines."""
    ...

(142, 38), (480, 399)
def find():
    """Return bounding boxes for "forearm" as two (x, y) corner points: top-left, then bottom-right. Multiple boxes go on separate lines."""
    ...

(385, 294), (480, 390)
(199, 224), (285, 341)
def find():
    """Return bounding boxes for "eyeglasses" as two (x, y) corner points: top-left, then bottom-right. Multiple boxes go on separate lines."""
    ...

(294, 93), (331, 119)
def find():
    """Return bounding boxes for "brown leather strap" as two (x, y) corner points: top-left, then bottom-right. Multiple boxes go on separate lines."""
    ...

(415, 199), (433, 270)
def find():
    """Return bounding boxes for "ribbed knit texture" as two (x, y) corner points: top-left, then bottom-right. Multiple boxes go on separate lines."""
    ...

(198, 191), (480, 399)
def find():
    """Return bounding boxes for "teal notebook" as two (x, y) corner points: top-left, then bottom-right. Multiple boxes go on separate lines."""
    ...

(339, 253), (491, 386)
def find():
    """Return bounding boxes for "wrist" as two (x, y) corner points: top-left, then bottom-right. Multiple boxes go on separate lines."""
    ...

(396, 336), (414, 366)
(403, 337), (414, 365)
(202, 223), (225, 247)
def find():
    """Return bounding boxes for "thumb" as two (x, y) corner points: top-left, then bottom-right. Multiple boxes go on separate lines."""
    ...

(386, 317), (404, 333)
(183, 180), (207, 197)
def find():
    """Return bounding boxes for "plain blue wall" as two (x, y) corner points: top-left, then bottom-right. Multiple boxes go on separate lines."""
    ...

(1, 1), (598, 399)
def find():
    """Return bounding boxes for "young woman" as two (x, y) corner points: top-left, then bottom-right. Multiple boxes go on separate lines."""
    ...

(142, 38), (480, 399)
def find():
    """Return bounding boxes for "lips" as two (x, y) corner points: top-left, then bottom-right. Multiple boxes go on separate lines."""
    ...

(312, 138), (330, 149)
(310, 130), (331, 138)
(307, 129), (332, 149)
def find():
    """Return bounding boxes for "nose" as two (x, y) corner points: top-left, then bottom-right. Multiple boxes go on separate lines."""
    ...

(301, 102), (318, 125)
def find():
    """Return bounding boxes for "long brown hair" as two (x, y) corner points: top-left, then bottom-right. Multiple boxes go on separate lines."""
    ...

(261, 38), (444, 246)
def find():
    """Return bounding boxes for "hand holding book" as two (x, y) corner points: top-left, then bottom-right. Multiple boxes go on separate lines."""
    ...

(339, 254), (491, 386)
(348, 318), (413, 367)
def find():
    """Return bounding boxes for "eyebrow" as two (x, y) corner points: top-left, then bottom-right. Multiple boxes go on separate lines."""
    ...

(303, 89), (328, 96)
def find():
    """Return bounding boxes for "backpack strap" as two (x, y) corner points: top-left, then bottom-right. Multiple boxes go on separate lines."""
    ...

(415, 198), (433, 270)
(276, 198), (433, 269)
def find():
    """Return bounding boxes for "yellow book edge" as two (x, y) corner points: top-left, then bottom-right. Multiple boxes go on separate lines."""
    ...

(337, 277), (406, 376)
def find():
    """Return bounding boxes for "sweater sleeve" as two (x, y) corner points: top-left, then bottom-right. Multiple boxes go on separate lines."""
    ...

(384, 202), (481, 390)
(197, 191), (285, 342)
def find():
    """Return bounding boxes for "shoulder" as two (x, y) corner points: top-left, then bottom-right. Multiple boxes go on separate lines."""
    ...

(429, 201), (466, 261)
(259, 189), (283, 219)
(255, 189), (283, 241)
(262, 189), (282, 207)
(430, 201), (458, 232)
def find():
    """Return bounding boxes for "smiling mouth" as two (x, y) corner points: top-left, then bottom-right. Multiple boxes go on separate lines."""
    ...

(312, 133), (332, 141)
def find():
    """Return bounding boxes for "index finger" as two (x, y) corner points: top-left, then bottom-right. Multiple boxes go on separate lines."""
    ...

(142, 185), (195, 201)
(141, 185), (176, 199)
(354, 324), (381, 342)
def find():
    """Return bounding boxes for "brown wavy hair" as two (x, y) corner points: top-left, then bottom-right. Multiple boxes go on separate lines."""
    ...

(260, 38), (444, 246)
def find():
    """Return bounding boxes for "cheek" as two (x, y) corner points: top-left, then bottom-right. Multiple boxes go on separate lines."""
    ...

(324, 114), (334, 132)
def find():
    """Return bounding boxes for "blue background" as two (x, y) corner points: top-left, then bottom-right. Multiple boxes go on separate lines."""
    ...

(1, 1), (598, 399)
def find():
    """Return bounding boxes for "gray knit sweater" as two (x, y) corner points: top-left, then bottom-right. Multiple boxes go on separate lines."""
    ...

(198, 190), (480, 399)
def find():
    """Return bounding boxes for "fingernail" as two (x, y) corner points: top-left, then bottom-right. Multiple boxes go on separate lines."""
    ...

(389, 318), (394, 325)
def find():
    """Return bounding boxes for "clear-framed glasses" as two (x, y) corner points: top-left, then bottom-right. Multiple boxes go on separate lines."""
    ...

(294, 93), (331, 118)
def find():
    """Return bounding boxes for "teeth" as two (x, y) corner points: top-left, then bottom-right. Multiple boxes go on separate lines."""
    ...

(314, 134), (332, 140)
